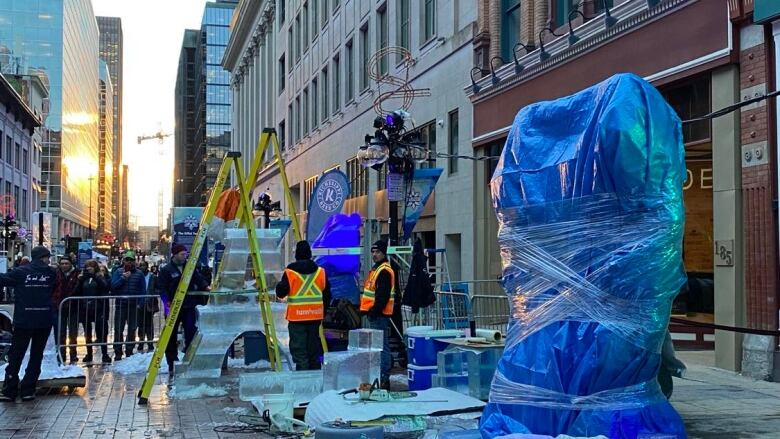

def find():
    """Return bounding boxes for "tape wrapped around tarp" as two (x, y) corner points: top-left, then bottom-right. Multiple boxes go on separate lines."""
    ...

(480, 73), (688, 438)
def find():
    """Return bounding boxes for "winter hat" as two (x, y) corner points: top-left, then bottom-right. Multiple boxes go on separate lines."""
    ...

(295, 240), (312, 261)
(31, 246), (51, 260)
(123, 250), (136, 260)
(171, 244), (187, 256)
(371, 240), (388, 255)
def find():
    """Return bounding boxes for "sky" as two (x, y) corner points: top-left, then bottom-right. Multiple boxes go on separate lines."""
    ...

(91, 0), (209, 228)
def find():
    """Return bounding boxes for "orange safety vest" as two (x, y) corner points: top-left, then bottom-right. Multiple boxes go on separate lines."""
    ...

(284, 267), (326, 322)
(360, 262), (395, 316)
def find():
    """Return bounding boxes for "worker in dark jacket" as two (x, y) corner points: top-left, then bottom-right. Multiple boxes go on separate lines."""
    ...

(111, 251), (146, 360)
(0, 246), (57, 402)
(359, 240), (394, 388)
(75, 259), (110, 363)
(158, 244), (209, 373)
(276, 241), (331, 370)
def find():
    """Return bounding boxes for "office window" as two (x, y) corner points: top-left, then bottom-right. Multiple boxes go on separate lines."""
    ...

(360, 24), (370, 91)
(288, 103), (294, 144)
(21, 189), (27, 221)
(312, 0), (318, 38)
(312, 78), (319, 129)
(303, 87), (309, 136)
(295, 14), (301, 62)
(0, 131), (3, 160)
(322, 0), (329, 28)
(5, 138), (10, 162)
(279, 120), (286, 150)
(15, 142), (20, 167)
(415, 121), (436, 169)
(346, 156), (369, 198)
(321, 68), (329, 122)
(378, 8), (388, 75)
(278, 0), (285, 23)
(501, 0), (521, 61)
(448, 110), (459, 174)
(287, 28), (293, 71)
(345, 39), (355, 102)
(23, 149), (28, 174)
(279, 55), (286, 92)
(333, 55), (340, 114)
(14, 186), (19, 220)
(295, 96), (301, 142)
(424, 0), (436, 42)
(398, 0), (410, 51)
(554, 0), (577, 28)
(303, 3), (309, 52)
(304, 175), (319, 210)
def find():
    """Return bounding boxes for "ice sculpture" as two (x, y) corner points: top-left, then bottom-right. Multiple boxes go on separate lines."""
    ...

(480, 74), (687, 438)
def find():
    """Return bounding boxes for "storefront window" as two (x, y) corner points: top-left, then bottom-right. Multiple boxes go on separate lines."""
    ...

(661, 74), (712, 144)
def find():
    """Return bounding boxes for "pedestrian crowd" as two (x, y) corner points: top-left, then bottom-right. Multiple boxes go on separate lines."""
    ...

(1, 243), (207, 402)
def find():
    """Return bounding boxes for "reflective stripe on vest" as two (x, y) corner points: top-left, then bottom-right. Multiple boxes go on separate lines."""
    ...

(285, 267), (325, 322)
(360, 262), (395, 316)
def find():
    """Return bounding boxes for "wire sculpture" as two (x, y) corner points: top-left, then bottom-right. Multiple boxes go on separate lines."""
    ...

(366, 46), (431, 115)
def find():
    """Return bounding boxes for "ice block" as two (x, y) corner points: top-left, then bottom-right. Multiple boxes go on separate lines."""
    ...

(322, 350), (381, 391)
(239, 370), (323, 405)
(437, 349), (469, 375)
(348, 329), (384, 351)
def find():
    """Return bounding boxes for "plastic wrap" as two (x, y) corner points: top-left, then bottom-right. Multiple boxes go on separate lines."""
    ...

(481, 74), (687, 438)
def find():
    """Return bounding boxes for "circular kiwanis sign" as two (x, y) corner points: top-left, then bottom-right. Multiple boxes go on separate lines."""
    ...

(316, 177), (345, 213)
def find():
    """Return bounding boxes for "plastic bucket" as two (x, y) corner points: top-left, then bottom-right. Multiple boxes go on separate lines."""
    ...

(261, 393), (294, 419)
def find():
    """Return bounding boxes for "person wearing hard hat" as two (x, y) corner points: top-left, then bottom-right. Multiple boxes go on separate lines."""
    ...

(360, 240), (394, 389)
(276, 240), (331, 370)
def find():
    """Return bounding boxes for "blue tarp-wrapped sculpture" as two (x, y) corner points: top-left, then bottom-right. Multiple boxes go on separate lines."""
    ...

(480, 74), (687, 438)
(312, 213), (362, 304)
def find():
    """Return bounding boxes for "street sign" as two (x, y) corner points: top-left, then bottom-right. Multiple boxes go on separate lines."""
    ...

(387, 172), (405, 201)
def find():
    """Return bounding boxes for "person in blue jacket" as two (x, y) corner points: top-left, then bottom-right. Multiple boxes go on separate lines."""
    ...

(111, 251), (146, 360)
(0, 246), (57, 402)
(157, 244), (209, 373)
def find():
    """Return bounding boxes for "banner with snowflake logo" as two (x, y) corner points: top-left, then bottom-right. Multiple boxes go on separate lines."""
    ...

(402, 168), (442, 241)
(171, 207), (209, 266)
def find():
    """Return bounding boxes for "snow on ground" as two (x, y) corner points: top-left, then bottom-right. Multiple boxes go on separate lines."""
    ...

(110, 350), (186, 375)
(169, 383), (228, 399)
(226, 357), (271, 369)
(0, 334), (84, 380)
(223, 406), (252, 416)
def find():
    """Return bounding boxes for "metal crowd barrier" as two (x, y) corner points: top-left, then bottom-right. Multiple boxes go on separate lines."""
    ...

(471, 294), (510, 335)
(400, 288), (510, 335)
(56, 294), (165, 363)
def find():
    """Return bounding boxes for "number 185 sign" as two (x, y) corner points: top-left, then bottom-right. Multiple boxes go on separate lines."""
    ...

(715, 240), (734, 267)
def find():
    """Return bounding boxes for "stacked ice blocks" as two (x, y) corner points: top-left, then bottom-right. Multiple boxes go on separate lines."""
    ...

(239, 370), (323, 406)
(322, 329), (383, 391)
(215, 228), (284, 292)
(431, 347), (502, 400)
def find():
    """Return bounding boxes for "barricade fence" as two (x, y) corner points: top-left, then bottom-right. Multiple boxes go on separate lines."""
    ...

(57, 294), (165, 362)
(400, 289), (511, 335)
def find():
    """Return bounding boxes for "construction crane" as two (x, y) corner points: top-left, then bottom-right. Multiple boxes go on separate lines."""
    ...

(138, 130), (173, 232)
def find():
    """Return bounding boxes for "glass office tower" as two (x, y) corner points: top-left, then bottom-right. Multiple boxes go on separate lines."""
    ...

(0, 0), (100, 240)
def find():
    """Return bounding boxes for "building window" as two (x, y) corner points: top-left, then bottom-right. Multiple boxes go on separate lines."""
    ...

(501, 0), (521, 61)
(304, 175), (319, 210)
(554, 0), (577, 28)
(278, 0), (285, 24)
(14, 186), (19, 220)
(378, 8), (388, 75)
(279, 120), (286, 150)
(322, 0), (329, 28)
(288, 28), (293, 72)
(295, 13), (301, 62)
(279, 54), (286, 92)
(346, 156), (369, 198)
(21, 189), (27, 221)
(333, 55), (340, 114)
(377, 165), (387, 190)
(14, 143), (19, 168)
(448, 110), (459, 174)
(303, 3), (309, 53)
(423, 0), (436, 42)
(333, 0), (340, 11)
(303, 87), (309, 136)
(5, 138), (11, 162)
(398, 0), (410, 51)
(345, 39), (355, 102)
(312, 0), (318, 39)
(594, 0), (614, 14)
(0, 132), (4, 160)
(295, 96), (301, 142)
(322, 67), (329, 122)
(312, 78), (319, 129)
(360, 24), (370, 91)
(661, 74), (712, 144)
(288, 103), (294, 144)
(23, 149), (28, 174)
(414, 121), (436, 169)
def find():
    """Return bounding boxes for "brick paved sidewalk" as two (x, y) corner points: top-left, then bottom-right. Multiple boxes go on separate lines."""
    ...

(673, 350), (780, 439)
(0, 365), (270, 439)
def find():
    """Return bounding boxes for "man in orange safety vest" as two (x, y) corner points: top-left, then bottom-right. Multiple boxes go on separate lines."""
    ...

(276, 240), (331, 370)
(359, 240), (394, 388)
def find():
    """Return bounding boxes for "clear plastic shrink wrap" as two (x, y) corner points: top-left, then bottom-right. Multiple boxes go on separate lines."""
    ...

(480, 73), (687, 439)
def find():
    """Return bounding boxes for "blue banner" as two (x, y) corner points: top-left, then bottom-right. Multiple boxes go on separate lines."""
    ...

(306, 169), (350, 240)
(402, 168), (443, 241)
(171, 207), (208, 266)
